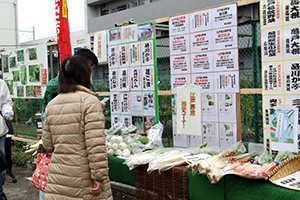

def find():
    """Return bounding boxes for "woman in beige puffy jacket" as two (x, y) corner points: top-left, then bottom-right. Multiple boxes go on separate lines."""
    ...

(42, 55), (113, 200)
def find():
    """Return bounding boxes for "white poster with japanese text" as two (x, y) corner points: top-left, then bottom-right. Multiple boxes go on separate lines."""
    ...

(169, 14), (190, 36)
(262, 62), (284, 94)
(218, 93), (237, 122)
(283, 24), (300, 60)
(261, 27), (283, 62)
(171, 74), (191, 94)
(214, 71), (239, 93)
(143, 91), (156, 116)
(129, 42), (141, 66)
(108, 45), (118, 68)
(284, 60), (300, 94)
(119, 68), (130, 91)
(189, 9), (212, 33)
(121, 115), (133, 127)
(170, 35), (190, 55)
(118, 44), (129, 68)
(213, 49), (239, 71)
(111, 115), (121, 126)
(260, 0), (282, 29)
(109, 69), (119, 91)
(211, 3), (237, 29)
(141, 40), (154, 65)
(219, 122), (237, 150)
(107, 27), (122, 45)
(202, 122), (219, 147)
(142, 66), (155, 91)
(190, 31), (213, 53)
(192, 73), (214, 93)
(120, 92), (131, 115)
(130, 67), (142, 91)
(110, 92), (120, 114)
(131, 92), (143, 116)
(191, 52), (213, 73)
(122, 24), (138, 43)
(213, 26), (238, 50)
(263, 95), (284, 128)
(170, 54), (191, 74)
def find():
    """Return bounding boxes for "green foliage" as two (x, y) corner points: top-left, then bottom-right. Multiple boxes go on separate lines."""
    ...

(29, 48), (37, 60)
(11, 141), (35, 168)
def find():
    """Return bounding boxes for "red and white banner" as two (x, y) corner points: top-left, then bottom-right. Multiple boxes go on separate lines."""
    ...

(55, 0), (72, 63)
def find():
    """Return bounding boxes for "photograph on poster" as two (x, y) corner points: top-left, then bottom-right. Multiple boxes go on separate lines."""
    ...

(29, 47), (37, 60)
(211, 3), (237, 29)
(137, 22), (154, 40)
(122, 24), (137, 42)
(262, 62), (283, 94)
(189, 9), (212, 33)
(29, 64), (40, 82)
(170, 54), (191, 75)
(269, 106), (298, 152)
(284, 60), (300, 94)
(107, 28), (121, 45)
(263, 95), (283, 128)
(109, 69), (119, 91)
(12, 70), (20, 82)
(192, 73), (214, 93)
(219, 122), (237, 149)
(130, 67), (142, 91)
(213, 49), (239, 71)
(129, 42), (141, 66)
(141, 40), (154, 65)
(170, 35), (190, 55)
(9, 56), (16, 68)
(261, 27), (283, 62)
(218, 93), (236, 122)
(190, 31), (213, 53)
(202, 93), (218, 122)
(34, 86), (42, 97)
(17, 86), (24, 97)
(131, 92), (143, 116)
(2, 54), (8, 72)
(4, 80), (13, 95)
(283, 24), (300, 60)
(17, 49), (24, 62)
(108, 46), (119, 68)
(118, 44), (129, 68)
(20, 65), (27, 84)
(119, 68), (130, 91)
(169, 14), (189, 36)
(191, 52), (213, 73)
(142, 66), (155, 91)
(26, 85), (34, 97)
(202, 122), (219, 147)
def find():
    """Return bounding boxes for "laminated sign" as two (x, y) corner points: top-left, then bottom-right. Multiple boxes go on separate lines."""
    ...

(176, 84), (202, 135)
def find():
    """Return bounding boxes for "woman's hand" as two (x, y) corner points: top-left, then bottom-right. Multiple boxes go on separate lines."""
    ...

(3, 112), (13, 122)
(90, 181), (103, 196)
(100, 102), (106, 108)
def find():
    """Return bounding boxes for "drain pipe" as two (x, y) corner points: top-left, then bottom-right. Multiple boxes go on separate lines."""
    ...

(14, 1), (18, 49)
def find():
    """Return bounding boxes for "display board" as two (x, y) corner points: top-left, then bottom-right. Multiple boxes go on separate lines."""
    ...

(93, 30), (107, 64)
(261, 0), (300, 153)
(1, 44), (48, 98)
(107, 21), (159, 131)
(170, 3), (239, 149)
(72, 34), (91, 54)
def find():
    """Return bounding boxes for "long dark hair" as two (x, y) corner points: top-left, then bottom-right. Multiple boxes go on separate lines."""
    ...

(58, 55), (92, 93)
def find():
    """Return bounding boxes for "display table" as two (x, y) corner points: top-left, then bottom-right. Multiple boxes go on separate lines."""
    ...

(108, 156), (300, 200)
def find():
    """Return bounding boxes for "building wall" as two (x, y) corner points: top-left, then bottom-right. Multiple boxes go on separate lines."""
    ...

(87, 0), (260, 33)
(0, 0), (18, 51)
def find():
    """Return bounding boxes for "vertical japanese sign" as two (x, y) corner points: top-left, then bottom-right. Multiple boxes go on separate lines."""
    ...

(55, 0), (72, 63)
(261, 0), (300, 153)
(107, 21), (159, 130)
(170, 3), (239, 149)
(93, 30), (107, 63)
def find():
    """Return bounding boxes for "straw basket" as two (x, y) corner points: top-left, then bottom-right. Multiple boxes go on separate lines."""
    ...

(135, 164), (189, 200)
(266, 154), (300, 191)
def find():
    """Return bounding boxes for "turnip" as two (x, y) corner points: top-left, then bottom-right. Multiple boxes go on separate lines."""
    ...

(107, 149), (115, 156)
(115, 136), (123, 144)
(112, 143), (119, 150)
(119, 142), (127, 150)
(122, 149), (131, 157)
(115, 149), (122, 156)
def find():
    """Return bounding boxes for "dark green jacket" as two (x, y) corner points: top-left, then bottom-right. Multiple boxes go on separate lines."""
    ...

(42, 76), (96, 112)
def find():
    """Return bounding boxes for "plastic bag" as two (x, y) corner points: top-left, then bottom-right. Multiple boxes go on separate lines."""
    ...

(30, 153), (52, 192)
(143, 122), (164, 150)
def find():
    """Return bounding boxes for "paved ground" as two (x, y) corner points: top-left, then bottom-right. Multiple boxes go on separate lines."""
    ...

(3, 165), (39, 200)
(3, 165), (136, 200)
